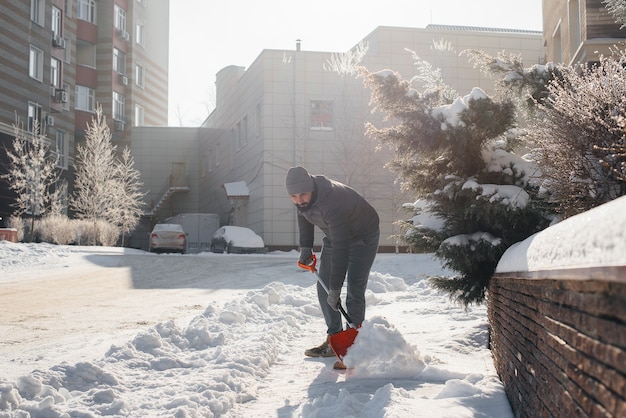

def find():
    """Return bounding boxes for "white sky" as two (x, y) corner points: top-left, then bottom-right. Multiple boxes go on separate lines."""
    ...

(168, 0), (544, 126)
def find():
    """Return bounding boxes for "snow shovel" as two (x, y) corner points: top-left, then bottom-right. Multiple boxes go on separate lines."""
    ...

(298, 254), (358, 360)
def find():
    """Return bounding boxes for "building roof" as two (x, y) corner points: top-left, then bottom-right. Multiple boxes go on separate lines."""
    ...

(426, 24), (542, 35)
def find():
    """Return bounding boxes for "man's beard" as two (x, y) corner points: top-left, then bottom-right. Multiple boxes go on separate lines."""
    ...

(296, 202), (311, 211)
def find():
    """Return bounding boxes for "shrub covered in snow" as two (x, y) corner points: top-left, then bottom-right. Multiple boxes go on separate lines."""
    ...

(362, 69), (552, 305)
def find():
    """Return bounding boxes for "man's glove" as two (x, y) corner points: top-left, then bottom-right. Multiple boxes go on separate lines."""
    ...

(327, 289), (341, 311)
(298, 248), (313, 266)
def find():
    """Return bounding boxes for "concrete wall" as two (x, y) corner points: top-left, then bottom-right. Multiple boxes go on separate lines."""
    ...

(488, 268), (626, 417)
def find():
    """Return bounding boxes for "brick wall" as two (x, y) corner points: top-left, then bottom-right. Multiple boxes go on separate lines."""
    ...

(488, 267), (626, 417)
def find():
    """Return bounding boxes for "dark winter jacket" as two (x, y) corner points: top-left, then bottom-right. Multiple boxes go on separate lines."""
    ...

(296, 175), (379, 291)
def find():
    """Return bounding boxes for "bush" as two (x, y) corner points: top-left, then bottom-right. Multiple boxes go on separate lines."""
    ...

(71, 219), (119, 246)
(7, 216), (25, 242)
(35, 215), (75, 245)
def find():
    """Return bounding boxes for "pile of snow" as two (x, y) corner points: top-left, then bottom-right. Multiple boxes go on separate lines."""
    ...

(497, 195), (626, 272)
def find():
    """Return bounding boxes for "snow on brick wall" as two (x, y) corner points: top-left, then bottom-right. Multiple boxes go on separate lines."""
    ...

(488, 270), (626, 418)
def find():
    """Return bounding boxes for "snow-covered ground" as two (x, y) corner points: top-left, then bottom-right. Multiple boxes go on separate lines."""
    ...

(0, 244), (509, 417)
(1, 195), (624, 417)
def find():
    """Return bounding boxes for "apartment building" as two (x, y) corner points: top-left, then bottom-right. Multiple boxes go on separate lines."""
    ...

(0, 0), (168, 225)
(543, 0), (626, 65)
(185, 25), (546, 251)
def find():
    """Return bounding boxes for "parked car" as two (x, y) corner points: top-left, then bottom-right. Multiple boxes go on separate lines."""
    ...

(210, 226), (266, 254)
(149, 223), (187, 254)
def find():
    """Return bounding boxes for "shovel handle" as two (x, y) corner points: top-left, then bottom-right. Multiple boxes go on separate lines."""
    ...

(298, 254), (356, 328)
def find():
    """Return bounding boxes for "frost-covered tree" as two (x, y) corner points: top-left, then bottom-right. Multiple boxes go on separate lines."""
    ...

(114, 147), (145, 246)
(603, 0), (626, 27)
(71, 106), (144, 245)
(527, 54), (626, 216)
(2, 120), (59, 241)
(362, 69), (551, 305)
(467, 49), (626, 217)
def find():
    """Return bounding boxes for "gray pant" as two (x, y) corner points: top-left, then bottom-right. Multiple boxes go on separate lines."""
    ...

(317, 228), (380, 335)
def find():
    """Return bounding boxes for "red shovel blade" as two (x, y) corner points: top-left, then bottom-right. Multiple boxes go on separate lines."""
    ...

(329, 327), (358, 359)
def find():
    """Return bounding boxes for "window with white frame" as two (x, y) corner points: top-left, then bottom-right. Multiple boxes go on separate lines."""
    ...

(136, 22), (145, 47)
(31, 0), (45, 26)
(63, 38), (72, 63)
(135, 64), (145, 87)
(56, 130), (68, 169)
(134, 105), (144, 126)
(28, 102), (42, 133)
(113, 91), (125, 121)
(114, 5), (126, 32)
(52, 6), (62, 38)
(310, 100), (333, 129)
(77, 0), (96, 23)
(75, 85), (95, 112)
(29, 46), (44, 81)
(50, 58), (61, 88)
(113, 48), (126, 74)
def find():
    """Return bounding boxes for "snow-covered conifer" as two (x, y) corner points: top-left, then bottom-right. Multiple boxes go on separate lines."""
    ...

(362, 68), (551, 305)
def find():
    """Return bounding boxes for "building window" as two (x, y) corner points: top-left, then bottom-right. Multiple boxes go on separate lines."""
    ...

(113, 91), (125, 121)
(63, 38), (72, 64)
(135, 64), (145, 87)
(215, 142), (221, 167)
(255, 103), (262, 137)
(62, 83), (71, 111)
(76, 41), (96, 67)
(75, 85), (95, 112)
(77, 0), (96, 23)
(552, 23), (563, 64)
(113, 48), (126, 74)
(29, 46), (44, 81)
(28, 102), (42, 133)
(114, 5), (127, 32)
(134, 105), (144, 126)
(242, 116), (248, 146)
(31, 0), (45, 26)
(65, 0), (73, 18)
(56, 130), (68, 169)
(136, 22), (145, 47)
(310, 100), (333, 130)
(234, 122), (244, 149)
(50, 58), (61, 88)
(52, 6), (63, 38)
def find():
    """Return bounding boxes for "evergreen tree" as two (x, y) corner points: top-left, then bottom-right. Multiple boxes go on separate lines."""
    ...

(2, 120), (60, 241)
(362, 69), (551, 305)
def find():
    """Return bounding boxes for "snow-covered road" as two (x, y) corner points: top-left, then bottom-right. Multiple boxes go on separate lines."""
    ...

(1, 248), (297, 381)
